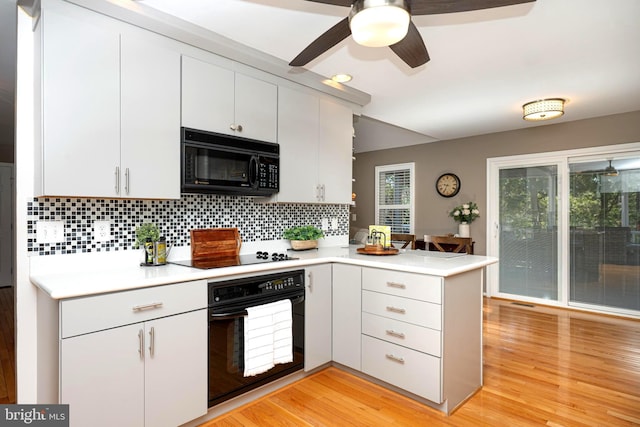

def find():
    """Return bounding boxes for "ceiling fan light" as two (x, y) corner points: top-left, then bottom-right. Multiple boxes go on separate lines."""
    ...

(522, 98), (565, 121)
(350, 0), (410, 48)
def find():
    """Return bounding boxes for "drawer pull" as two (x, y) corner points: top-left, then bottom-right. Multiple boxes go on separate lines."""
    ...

(138, 329), (144, 360)
(385, 329), (406, 339)
(386, 281), (406, 289)
(385, 353), (405, 364)
(386, 306), (406, 314)
(132, 302), (163, 312)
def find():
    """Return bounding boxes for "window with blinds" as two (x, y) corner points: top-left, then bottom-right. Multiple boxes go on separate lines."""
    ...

(375, 163), (415, 233)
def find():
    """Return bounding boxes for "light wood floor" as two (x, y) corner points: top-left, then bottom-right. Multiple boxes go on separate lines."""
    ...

(0, 287), (15, 403)
(201, 297), (640, 426)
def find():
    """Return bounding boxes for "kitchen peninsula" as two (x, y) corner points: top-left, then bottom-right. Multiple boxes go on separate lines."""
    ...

(32, 246), (496, 426)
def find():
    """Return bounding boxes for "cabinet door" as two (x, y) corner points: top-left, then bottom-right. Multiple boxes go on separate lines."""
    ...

(318, 98), (353, 203)
(332, 264), (362, 370)
(61, 324), (144, 427)
(145, 310), (207, 427)
(121, 33), (181, 199)
(234, 73), (278, 143)
(181, 55), (235, 134)
(304, 264), (332, 370)
(274, 86), (319, 203)
(41, 7), (120, 197)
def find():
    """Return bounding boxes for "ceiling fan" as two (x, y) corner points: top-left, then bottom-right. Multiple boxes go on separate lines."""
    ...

(577, 160), (619, 177)
(290, 0), (536, 69)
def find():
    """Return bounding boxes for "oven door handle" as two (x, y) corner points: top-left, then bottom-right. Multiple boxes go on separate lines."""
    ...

(209, 295), (305, 321)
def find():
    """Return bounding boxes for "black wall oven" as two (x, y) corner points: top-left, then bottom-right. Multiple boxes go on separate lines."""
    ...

(208, 270), (305, 407)
(181, 127), (279, 196)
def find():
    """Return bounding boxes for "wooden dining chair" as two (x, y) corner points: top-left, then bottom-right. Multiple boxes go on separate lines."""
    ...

(391, 233), (416, 250)
(429, 235), (473, 254)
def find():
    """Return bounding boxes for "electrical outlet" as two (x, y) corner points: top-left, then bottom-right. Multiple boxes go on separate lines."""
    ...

(321, 218), (329, 231)
(331, 217), (338, 230)
(36, 220), (65, 243)
(94, 220), (111, 242)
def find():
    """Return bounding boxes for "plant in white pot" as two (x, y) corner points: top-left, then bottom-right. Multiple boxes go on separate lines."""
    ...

(449, 202), (480, 238)
(283, 225), (324, 250)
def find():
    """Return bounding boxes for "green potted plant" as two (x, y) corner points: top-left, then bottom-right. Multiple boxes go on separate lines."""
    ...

(283, 225), (324, 250)
(135, 223), (160, 264)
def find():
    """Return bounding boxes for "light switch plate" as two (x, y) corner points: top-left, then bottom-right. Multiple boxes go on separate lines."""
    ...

(36, 220), (65, 243)
(321, 218), (329, 231)
(94, 220), (111, 242)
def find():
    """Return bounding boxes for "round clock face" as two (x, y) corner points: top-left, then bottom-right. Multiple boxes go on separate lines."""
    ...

(436, 173), (461, 198)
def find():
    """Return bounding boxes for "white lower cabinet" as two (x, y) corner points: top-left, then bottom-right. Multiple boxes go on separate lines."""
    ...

(359, 266), (483, 414)
(361, 267), (444, 403)
(59, 281), (207, 427)
(304, 264), (332, 371)
(361, 335), (441, 403)
(331, 264), (361, 370)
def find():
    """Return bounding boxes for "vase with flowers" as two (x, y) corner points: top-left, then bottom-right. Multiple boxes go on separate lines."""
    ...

(449, 202), (480, 238)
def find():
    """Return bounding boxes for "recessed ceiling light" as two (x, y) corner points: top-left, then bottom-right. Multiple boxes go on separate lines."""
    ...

(331, 74), (353, 83)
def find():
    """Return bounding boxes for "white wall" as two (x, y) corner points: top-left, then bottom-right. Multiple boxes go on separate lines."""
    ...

(15, 5), (37, 402)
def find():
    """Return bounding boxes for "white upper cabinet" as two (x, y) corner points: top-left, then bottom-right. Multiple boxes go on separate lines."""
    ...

(318, 98), (353, 204)
(181, 55), (278, 142)
(37, 3), (180, 199)
(120, 34), (181, 199)
(269, 86), (353, 204)
(40, 6), (120, 197)
(274, 86), (320, 203)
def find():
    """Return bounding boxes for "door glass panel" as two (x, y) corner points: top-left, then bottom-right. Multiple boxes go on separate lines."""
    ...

(499, 166), (558, 300)
(569, 157), (640, 311)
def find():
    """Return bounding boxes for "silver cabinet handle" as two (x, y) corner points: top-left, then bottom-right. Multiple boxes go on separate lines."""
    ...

(307, 271), (313, 292)
(149, 326), (155, 357)
(132, 302), (163, 312)
(138, 329), (144, 360)
(385, 329), (406, 339)
(230, 124), (243, 132)
(386, 281), (406, 289)
(115, 166), (120, 194)
(124, 167), (130, 195)
(386, 306), (406, 314)
(385, 353), (405, 364)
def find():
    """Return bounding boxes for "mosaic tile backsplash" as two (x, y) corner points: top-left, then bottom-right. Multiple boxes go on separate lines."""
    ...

(27, 194), (349, 256)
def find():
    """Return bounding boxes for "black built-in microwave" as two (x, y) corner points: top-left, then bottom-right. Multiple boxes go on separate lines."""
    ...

(181, 127), (279, 196)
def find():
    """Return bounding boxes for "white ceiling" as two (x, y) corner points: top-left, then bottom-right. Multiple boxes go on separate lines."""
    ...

(140, 0), (640, 152)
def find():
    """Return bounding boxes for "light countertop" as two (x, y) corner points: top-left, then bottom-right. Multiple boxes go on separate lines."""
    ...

(31, 245), (497, 300)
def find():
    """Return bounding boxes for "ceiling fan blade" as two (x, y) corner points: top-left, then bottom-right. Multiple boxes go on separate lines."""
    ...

(389, 21), (430, 68)
(410, 0), (535, 16)
(289, 17), (351, 66)
(303, 0), (353, 6)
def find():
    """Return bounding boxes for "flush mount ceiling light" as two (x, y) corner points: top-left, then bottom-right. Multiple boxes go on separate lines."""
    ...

(331, 73), (353, 83)
(349, 0), (410, 47)
(522, 98), (566, 121)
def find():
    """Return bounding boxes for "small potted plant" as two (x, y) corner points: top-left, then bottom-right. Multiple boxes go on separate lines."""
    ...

(283, 225), (324, 250)
(135, 223), (160, 264)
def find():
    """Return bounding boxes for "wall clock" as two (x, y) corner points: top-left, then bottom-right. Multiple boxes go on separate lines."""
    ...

(435, 173), (461, 198)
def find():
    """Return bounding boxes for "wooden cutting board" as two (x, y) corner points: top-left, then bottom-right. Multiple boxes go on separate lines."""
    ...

(190, 228), (242, 260)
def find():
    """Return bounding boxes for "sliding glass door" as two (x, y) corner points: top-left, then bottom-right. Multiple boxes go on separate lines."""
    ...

(569, 156), (640, 313)
(496, 164), (559, 300)
(488, 145), (640, 317)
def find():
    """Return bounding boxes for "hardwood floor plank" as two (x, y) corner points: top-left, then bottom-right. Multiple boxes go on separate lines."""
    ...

(200, 297), (640, 426)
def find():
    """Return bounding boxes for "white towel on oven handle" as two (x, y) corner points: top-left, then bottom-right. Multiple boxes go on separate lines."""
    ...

(243, 299), (292, 377)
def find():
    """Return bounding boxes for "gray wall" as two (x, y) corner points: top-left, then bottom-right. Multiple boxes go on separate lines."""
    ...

(352, 110), (640, 255)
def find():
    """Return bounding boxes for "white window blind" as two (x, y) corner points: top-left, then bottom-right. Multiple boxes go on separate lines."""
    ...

(375, 163), (415, 234)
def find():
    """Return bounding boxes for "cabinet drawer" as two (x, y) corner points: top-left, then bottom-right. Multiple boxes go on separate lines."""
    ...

(61, 280), (207, 338)
(362, 290), (441, 330)
(362, 335), (441, 403)
(362, 312), (441, 357)
(362, 268), (441, 303)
